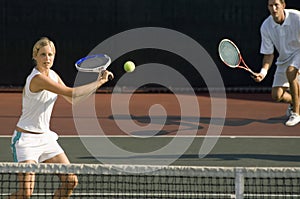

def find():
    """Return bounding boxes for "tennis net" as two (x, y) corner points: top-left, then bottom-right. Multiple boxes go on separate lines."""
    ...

(0, 163), (300, 199)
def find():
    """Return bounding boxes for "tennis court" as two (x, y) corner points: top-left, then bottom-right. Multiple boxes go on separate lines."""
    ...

(1, 91), (300, 198)
(2, 0), (300, 197)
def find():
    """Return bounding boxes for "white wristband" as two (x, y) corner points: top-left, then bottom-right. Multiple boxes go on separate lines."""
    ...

(260, 68), (268, 77)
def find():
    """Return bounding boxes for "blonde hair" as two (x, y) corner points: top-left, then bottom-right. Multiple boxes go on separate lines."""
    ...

(32, 37), (56, 60)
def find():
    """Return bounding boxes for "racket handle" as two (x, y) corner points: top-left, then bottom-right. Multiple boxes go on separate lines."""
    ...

(100, 70), (113, 81)
(248, 69), (258, 77)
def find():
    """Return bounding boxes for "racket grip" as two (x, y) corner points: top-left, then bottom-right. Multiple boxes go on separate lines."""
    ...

(100, 70), (113, 81)
(249, 70), (258, 77)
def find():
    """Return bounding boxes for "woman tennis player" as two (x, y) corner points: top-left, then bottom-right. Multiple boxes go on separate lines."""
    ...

(9, 37), (113, 198)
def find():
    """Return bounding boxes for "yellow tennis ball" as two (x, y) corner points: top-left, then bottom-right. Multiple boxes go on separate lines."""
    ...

(124, 61), (135, 72)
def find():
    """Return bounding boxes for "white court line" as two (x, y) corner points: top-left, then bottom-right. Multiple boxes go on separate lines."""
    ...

(1, 135), (300, 138)
(63, 135), (300, 138)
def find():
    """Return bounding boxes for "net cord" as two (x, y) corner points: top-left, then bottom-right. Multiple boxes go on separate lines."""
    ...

(1, 163), (300, 199)
(1, 163), (300, 177)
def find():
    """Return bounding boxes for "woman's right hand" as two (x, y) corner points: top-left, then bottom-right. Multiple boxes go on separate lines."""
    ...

(99, 70), (114, 82)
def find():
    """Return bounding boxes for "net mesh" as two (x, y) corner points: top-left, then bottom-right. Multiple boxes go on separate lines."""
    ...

(219, 40), (240, 67)
(1, 163), (300, 199)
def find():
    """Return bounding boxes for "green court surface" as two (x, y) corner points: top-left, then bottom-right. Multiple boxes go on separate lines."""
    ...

(1, 136), (300, 167)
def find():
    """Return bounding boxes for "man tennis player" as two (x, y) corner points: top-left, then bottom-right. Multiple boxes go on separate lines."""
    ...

(9, 37), (113, 198)
(254, 0), (300, 126)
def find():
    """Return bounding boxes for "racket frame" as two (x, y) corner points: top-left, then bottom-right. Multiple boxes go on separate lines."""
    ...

(218, 39), (256, 76)
(75, 54), (111, 73)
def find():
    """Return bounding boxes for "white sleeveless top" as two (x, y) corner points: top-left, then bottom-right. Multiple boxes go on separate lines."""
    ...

(17, 68), (58, 133)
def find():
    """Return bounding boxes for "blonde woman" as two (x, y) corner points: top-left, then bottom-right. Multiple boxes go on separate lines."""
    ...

(9, 37), (113, 198)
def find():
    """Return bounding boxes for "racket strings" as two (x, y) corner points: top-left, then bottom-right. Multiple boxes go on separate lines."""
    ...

(219, 42), (240, 67)
(75, 54), (111, 72)
(79, 57), (109, 69)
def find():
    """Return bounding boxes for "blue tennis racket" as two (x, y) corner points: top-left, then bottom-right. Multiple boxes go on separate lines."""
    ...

(218, 39), (256, 76)
(75, 54), (111, 73)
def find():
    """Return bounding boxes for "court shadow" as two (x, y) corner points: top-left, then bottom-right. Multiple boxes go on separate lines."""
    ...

(130, 130), (173, 136)
(200, 115), (286, 126)
(109, 114), (286, 131)
(109, 114), (203, 136)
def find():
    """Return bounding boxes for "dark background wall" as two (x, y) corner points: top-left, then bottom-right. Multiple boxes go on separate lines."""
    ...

(1, 0), (300, 90)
